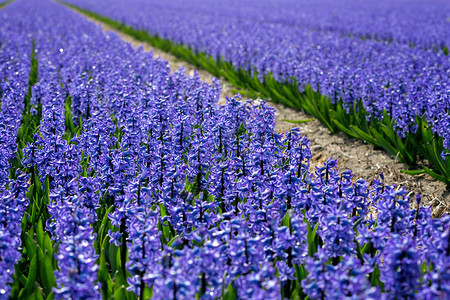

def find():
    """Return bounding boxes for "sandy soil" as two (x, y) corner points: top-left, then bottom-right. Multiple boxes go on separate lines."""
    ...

(67, 7), (449, 216)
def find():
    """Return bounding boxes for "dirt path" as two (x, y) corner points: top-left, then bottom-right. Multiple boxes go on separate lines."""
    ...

(63, 4), (449, 216)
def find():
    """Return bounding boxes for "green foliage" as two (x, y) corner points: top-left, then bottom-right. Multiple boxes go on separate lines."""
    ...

(307, 222), (320, 257)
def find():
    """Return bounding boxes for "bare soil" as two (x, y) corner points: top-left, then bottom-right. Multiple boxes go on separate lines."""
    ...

(68, 7), (449, 216)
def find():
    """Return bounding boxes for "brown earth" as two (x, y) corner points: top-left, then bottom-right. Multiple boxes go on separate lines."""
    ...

(65, 5), (450, 216)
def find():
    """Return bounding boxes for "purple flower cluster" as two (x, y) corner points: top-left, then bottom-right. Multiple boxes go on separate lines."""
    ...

(0, 8), (30, 186)
(0, 172), (29, 299)
(48, 186), (101, 299)
(0, 4), (32, 297)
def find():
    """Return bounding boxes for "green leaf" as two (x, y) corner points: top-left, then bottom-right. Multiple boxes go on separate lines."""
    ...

(400, 169), (426, 175)
(380, 125), (414, 164)
(45, 291), (55, 300)
(423, 167), (449, 184)
(113, 270), (128, 300)
(281, 210), (290, 228)
(281, 85), (301, 106)
(142, 286), (153, 300)
(44, 176), (50, 194)
(116, 245), (125, 277)
(271, 89), (296, 108)
(222, 282), (237, 300)
(13, 265), (27, 287)
(38, 246), (56, 295)
(161, 223), (172, 244)
(307, 222), (319, 256)
(108, 243), (119, 274)
(370, 128), (402, 160)
(43, 233), (54, 259)
(432, 141), (450, 177)
(167, 235), (181, 247)
(236, 123), (245, 137)
(331, 119), (359, 139)
(370, 265), (382, 289)
(295, 264), (307, 282)
(99, 205), (115, 246)
(353, 217), (364, 230)
(99, 237), (114, 299)
(36, 218), (44, 248)
(349, 125), (378, 146)
(361, 243), (371, 255)
(308, 97), (334, 133)
(29, 285), (45, 300)
(21, 255), (38, 298)
(21, 211), (28, 233)
(420, 121), (433, 143)
(421, 261), (428, 274)
(24, 232), (37, 258)
(34, 175), (42, 197)
(283, 118), (313, 124)
(159, 203), (168, 217)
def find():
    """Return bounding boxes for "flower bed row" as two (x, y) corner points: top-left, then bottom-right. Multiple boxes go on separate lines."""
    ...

(0, 1), (35, 294)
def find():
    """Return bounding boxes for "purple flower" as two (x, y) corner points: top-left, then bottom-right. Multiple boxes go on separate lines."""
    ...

(380, 236), (422, 299)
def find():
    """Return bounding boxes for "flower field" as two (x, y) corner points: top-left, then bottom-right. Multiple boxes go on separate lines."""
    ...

(0, 0), (449, 299)
(63, 0), (450, 185)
